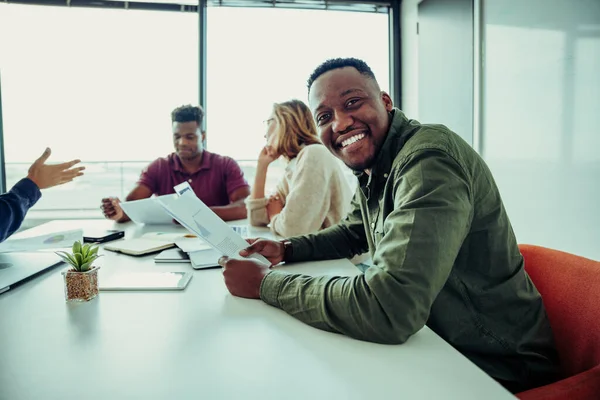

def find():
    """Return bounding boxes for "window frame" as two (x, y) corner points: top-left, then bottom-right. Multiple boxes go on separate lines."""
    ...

(0, 0), (402, 197)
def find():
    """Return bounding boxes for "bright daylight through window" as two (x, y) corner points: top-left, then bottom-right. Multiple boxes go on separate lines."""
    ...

(0, 3), (389, 212)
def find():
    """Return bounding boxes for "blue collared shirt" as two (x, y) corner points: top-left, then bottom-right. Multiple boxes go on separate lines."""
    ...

(0, 178), (41, 243)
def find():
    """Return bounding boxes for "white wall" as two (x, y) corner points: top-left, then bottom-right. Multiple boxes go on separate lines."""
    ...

(482, 0), (600, 260)
(417, 0), (473, 145)
(401, 0), (600, 260)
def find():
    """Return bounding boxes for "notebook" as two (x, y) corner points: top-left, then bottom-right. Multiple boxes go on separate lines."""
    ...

(154, 248), (190, 263)
(154, 248), (221, 270)
(104, 232), (195, 256)
(104, 239), (175, 256)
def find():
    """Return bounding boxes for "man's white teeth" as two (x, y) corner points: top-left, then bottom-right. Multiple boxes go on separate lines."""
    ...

(341, 133), (365, 148)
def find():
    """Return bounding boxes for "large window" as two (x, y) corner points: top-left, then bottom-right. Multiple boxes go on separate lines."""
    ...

(0, 3), (390, 213)
(206, 7), (390, 161)
(0, 4), (198, 211)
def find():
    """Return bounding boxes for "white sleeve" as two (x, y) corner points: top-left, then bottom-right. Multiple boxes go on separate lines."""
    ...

(270, 147), (333, 237)
(245, 197), (270, 227)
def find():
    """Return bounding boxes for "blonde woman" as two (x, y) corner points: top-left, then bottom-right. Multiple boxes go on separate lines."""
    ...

(246, 99), (353, 237)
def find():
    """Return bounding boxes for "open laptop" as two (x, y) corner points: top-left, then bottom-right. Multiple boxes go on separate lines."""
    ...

(0, 252), (63, 294)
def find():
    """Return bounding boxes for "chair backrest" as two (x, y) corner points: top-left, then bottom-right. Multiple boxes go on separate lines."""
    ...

(520, 244), (600, 378)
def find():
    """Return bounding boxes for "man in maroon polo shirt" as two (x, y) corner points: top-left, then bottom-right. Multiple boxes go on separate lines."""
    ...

(101, 105), (250, 222)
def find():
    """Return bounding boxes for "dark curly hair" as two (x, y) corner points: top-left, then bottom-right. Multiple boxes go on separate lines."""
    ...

(171, 105), (204, 125)
(307, 58), (377, 92)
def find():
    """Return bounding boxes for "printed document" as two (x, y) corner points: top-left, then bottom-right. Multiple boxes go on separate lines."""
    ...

(156, 182), (270, 266)
(0, 229), (83, 253)
(120, 195), (175, 225)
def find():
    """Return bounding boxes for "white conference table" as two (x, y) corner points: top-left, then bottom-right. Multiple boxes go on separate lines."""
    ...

(0, 219), (515, 400)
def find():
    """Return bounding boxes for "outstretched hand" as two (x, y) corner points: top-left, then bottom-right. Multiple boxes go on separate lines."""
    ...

(27, 148), (85, 189)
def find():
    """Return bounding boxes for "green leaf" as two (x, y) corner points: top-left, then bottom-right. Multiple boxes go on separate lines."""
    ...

(89, 246), (100, 257)
(74, 253), (83, 267)
(81, 243), (90, 258)
(79, 261), (93, 272)
(55, 251), (75, 267)
(56, 251), (78, 268)
(72, 241), (82, 255)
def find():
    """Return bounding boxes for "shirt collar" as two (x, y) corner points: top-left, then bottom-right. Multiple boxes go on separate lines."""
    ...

(172, 150), (213, 174)
(354, 108), (413, 188)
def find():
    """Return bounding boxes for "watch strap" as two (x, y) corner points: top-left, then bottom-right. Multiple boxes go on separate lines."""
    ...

(280, 239), (293, 262)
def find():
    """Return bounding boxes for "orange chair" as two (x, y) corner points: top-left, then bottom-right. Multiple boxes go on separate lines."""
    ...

(517, 245), (600, 400)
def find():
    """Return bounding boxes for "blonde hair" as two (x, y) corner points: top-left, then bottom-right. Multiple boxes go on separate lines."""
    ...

(272, 99), (322, 161)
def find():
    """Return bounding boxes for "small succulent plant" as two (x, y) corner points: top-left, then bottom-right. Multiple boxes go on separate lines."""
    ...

(56, 241), (101, 272)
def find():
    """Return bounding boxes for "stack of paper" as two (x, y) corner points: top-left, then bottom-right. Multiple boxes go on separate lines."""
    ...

(154, 239), (221, 269)
(175, 237), (220, 269)
(156, 182), (270, 266)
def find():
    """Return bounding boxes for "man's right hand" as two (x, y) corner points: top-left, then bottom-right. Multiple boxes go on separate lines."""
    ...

(239, 238), (285, 266)
(101, 197), (125, 221)
(27, 148), (85, 189)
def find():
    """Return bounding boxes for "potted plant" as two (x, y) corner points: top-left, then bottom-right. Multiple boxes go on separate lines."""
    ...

(56, 241), (101, 302)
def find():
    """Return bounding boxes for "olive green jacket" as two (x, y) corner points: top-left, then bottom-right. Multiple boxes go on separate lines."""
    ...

(260, 109), (558, 391)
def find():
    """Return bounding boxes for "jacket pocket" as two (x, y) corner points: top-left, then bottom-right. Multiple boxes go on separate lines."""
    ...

(454, 275), (510, 352)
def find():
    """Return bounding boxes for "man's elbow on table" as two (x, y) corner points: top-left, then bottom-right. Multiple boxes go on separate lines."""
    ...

(350, 316), (424, 345)
(332, 293), (429, 345)
(346, 280), (432, 345)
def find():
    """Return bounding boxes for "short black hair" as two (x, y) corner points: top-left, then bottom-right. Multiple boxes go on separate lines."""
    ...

(171, 104), (204, 125)
(307, 58), (377, 92)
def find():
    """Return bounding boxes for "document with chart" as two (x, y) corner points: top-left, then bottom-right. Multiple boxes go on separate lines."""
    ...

(0, 229), (83, 253)
(156, 182), (270, 266)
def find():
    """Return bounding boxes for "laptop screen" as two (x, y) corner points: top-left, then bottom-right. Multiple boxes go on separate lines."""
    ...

(0, 252), (62, 292)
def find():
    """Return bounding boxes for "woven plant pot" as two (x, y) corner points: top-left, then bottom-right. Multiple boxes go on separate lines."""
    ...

(62, 266), (100, 302)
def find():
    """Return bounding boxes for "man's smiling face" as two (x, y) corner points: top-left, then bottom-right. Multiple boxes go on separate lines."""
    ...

(309, 67), (393, 172)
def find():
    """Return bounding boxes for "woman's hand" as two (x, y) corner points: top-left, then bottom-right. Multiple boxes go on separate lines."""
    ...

(257, 145), (279, 167)
(266, 194), (284, 220)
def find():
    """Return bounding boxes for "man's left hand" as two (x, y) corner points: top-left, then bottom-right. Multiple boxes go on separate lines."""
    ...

(219, 257), (271, 299)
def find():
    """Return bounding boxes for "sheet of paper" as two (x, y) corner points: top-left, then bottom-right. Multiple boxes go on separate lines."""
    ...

(142, 232), (197, 243)
(188, 248), (221, 268)
(120, 195), (175, 225)
(0, 229), (83, 253)
(156, 182), (270, 266)
(175, 237), (211, 253)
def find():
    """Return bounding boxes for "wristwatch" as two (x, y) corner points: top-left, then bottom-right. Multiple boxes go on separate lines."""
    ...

(280, 239), (293, 262)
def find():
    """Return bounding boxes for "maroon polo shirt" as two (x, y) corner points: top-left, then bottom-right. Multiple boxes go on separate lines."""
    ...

(137, 151), (249, 207)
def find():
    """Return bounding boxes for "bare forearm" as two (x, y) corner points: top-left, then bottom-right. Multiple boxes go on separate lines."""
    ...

(115, 214), (131, 223)
(250, 164), (269, 199)
(211, 200), (248, 221)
